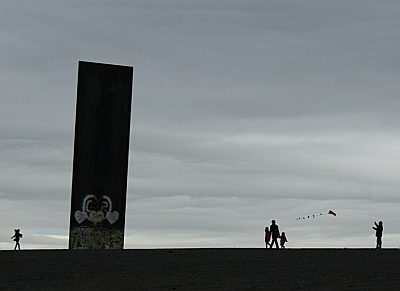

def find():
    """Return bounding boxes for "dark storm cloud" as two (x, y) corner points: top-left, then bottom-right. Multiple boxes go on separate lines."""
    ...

(1, 0), (400, 249)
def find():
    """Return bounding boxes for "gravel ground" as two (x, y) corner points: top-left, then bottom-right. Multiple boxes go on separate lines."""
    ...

(1, 248), (399, 290)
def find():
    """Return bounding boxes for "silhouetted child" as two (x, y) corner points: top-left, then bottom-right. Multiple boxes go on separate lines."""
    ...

(372, 221), (383, 249)
(280, 232), (288, 249)
(269, 220), (280, 249)
(264, 226), (271, 248)
(11, 229), (23, 250)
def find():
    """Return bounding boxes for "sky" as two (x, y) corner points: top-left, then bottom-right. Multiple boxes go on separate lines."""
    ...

(1, 0), (400, 249)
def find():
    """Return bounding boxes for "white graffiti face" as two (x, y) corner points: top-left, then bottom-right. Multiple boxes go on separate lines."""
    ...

(74, 194), (119, 225)
(88, 210), (105, 224)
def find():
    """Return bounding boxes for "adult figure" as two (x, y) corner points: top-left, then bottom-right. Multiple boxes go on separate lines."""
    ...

(269, 220), (280, 249)
(372, 221), (383, 249)
(11, 229), (23, 250)
(264, 226), (271, 248)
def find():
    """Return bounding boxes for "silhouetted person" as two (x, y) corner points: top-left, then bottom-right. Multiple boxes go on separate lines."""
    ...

(264, 226), (271, 248)
(280, 232), (288, 249)
(269, 220), (280, 249)
(11, 229), (23, 250)
(372, 221), (383, 249)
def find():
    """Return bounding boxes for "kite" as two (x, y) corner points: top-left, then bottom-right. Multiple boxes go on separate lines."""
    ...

(296, 210), (337, 221)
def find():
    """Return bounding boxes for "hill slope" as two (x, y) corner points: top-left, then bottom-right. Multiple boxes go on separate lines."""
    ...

(1, 248), (399, 290)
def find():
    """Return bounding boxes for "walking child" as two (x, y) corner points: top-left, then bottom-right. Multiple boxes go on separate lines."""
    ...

(264, 226), (271, 248)
(11, 229), (23, 250)
(280, 232), (288, 249)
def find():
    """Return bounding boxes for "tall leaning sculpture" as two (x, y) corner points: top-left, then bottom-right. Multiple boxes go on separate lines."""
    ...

(69, 61), (134, 249)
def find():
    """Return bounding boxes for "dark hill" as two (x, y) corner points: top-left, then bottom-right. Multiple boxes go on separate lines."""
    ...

(1, 248), (399, 290)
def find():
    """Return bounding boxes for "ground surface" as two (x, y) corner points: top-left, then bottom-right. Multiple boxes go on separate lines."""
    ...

(0, 248), (399, 290)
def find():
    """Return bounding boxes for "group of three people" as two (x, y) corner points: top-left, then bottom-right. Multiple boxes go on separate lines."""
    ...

(265, 220), (288, 249)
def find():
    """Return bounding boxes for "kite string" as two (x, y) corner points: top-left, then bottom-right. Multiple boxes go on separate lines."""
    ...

(296, 213), (324, 221)
(296, 210), (336, 221)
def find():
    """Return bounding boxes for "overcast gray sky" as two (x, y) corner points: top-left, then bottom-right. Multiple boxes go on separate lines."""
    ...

(1, 0), (400, 249)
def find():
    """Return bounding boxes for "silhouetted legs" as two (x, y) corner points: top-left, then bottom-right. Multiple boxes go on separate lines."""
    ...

(376, 237), (382, 249)
(270, 238), (279, 249)
(14, 242), (20, 250)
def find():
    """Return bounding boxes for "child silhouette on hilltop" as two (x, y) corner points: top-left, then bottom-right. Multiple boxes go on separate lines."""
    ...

(280, 232), (288, 249)
(264, 226), (271, 248)
(11, 229), (23, 250)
